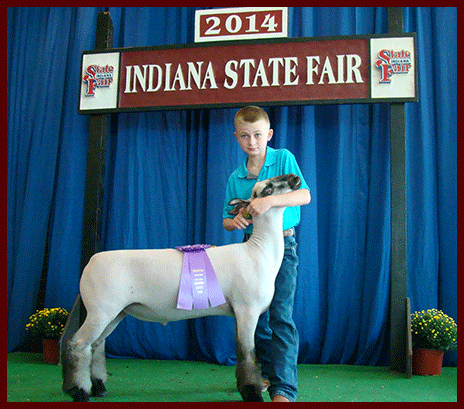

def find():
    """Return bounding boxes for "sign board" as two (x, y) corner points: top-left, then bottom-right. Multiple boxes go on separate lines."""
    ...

(194, 7), (288, 43)
(79, 33), (417, 114)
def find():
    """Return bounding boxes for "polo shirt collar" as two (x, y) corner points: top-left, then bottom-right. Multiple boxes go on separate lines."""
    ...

(237, 147), (277, 179)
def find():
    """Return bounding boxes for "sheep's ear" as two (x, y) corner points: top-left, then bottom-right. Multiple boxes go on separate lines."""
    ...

(228, 199), (250, 215)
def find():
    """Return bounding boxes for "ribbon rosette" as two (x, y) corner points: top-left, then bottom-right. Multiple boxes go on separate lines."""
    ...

(176, 244), (226, 310)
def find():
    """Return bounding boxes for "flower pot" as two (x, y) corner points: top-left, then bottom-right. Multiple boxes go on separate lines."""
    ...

(42, 339), (60, 364)
(412, 348), (444, 376)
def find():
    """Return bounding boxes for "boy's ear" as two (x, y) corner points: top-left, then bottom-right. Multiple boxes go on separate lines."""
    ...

(228, 199), (250, 215)
(267, 128), (273, 141)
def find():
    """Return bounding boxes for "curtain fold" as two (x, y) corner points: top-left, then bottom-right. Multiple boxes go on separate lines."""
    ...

(7, 7), (456, 367)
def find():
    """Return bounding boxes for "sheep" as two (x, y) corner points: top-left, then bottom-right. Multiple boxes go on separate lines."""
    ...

(61, 173), (302, 402)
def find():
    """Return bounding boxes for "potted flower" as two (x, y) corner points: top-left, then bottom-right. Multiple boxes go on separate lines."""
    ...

(26, 307), (69, 364)
(410, 309), (457, 375)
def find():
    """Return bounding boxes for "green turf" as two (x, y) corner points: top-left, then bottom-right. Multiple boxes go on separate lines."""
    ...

(7, 352), (457, 402)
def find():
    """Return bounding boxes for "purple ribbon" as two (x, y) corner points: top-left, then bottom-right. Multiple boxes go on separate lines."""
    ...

(176, 244), (226, 310)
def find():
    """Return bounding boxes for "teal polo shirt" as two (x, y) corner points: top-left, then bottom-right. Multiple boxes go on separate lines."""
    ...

(223, 147), (310, 235)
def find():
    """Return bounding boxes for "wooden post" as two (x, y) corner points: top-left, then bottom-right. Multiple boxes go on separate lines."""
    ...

(388, 7), (409, 374)
(60, 12), (113, 354)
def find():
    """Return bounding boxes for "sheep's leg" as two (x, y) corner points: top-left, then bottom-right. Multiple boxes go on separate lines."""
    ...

(90, 340), (107, 397)
(62, 312), (119, 402)
(62, 335), (93, 402)
(90, 312), (127, 398)
(234, 308), (262, 402)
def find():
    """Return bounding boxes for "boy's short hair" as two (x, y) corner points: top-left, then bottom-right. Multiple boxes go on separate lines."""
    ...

(234, 106), (270, 128)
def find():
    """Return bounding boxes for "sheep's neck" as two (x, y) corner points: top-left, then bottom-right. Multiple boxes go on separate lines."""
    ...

(246, 207), (286, 274)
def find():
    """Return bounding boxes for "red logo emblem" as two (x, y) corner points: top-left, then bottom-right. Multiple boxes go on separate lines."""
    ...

(83, 64), (114, 96)
(375, 49), (412, 84)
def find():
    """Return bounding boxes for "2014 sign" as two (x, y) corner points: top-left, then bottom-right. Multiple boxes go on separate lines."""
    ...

(195, 7), (288, 43)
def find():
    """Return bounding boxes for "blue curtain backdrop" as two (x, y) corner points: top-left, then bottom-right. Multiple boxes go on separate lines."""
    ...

(7, 7), (456, 367)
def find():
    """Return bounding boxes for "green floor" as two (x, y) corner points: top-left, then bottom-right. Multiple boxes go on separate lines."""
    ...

(7, 352), (457, 402)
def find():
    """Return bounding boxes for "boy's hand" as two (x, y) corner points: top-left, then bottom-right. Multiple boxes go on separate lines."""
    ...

(232, 208), (253, 230)
(246, 196), (273, 217)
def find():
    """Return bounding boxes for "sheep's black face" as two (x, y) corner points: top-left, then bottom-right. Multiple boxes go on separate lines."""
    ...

(252, 173), (301, 199)
(228, 174), (301, 215)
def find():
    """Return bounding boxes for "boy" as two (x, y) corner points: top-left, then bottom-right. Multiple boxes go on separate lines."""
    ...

(223, 106), (310, 402)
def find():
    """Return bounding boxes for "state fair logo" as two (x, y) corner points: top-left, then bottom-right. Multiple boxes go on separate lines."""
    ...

(83, 64), (114, 96)
(375, 49), (412, 84)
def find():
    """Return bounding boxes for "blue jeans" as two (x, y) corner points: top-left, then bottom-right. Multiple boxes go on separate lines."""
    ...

(255, 235), (299, 401)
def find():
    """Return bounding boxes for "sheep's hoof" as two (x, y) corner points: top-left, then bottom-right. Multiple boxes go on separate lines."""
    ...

(67, 387), (90, 402)
(91, 379), (107, 397)
(239, 384), (263, 402)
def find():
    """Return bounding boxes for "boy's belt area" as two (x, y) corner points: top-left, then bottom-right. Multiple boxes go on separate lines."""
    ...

(244, 227), (294, 242)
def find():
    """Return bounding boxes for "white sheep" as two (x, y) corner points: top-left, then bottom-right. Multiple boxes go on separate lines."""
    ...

(61, 173), (302, 402)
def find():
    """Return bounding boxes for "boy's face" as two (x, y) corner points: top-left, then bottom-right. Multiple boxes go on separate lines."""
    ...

(234, 118), (273, 158)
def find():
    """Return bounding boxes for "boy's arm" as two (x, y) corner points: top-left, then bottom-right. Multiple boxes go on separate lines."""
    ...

(246, 188), (310, 217)
(223, 188), (310, 230)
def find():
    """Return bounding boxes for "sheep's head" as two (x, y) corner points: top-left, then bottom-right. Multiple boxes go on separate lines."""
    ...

(228, 173), (301, 215)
